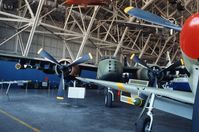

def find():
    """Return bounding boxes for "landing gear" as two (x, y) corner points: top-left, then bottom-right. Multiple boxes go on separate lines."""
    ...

(105, 88), (113, 107)
(135, 93), (155, 132)
(135, 116), (151, 132)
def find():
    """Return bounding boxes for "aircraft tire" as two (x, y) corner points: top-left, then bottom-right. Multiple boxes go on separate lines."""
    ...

(135, 116), (151, 132)
(192, 79), (199, 132)
(105, 91), (112, 107)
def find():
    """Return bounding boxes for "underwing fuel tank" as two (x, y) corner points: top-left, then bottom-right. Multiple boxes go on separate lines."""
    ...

(97, 58), (123, 82)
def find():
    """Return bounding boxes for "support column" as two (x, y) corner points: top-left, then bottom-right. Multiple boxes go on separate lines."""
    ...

(113, 0), (155, 57)
(155, 35), (174, 64)
(23, 0), (45, 56)
(76, 6), (99, 59)
(139, 34), (152, 58)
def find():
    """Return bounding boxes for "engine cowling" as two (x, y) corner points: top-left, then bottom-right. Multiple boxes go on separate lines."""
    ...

(55, 59), (80, 78)
(137, 65), (164, 83)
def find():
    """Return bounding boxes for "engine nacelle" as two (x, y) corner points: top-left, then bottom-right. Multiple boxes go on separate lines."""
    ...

(97, 58), (123, 82)
(137, 65), (164, 83)
(137, 68), (149, 80)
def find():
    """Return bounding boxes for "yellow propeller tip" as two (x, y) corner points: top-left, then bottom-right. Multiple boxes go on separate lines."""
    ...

(56, 96), (64, 100)
(88, 53), (93, 60)
(130, 54), (135, 60)
(124, 6), (134, 13)
(37, 48), (43, 54)
(180, 58), (184, 65)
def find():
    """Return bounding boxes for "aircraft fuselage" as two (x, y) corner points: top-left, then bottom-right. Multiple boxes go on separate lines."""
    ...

(97, 58), (123, 82)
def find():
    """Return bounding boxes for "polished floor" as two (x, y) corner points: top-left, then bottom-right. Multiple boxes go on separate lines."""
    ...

(0, 87), (192, 132)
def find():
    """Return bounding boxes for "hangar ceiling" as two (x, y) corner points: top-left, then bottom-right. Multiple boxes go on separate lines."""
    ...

(0, 0), (197, 65)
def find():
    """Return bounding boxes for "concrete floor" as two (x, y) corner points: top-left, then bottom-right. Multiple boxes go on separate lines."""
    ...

(0, 87), (192, 132)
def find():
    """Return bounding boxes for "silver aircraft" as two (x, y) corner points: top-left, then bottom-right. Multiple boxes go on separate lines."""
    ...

(77, 7), (199, 132)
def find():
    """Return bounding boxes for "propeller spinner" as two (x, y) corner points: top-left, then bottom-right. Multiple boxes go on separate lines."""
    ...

(130, 54), (184, 83)
(180, 13), (199, 60)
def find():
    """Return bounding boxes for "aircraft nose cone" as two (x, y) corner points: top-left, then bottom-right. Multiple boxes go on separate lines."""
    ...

(180, 13), (199, 59)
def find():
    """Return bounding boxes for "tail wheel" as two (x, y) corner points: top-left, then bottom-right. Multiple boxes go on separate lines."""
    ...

(135, 116), (151, 132)
(105, 91), (112, 107)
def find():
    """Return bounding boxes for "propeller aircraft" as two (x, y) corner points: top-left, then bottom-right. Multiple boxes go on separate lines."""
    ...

(76, 7), (199, 132)
(37, 48), (93, 100)
(0, 49), (93, 100)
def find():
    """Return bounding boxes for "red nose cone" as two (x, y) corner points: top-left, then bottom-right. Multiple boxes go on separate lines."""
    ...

(180, 13), (199, 59)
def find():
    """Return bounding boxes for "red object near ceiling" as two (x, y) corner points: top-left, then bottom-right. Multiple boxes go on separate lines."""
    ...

(180, 13), (199, 59)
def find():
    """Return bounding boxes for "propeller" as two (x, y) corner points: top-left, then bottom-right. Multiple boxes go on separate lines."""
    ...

(38, 48), (93, 100)
(130, 54), (152, 70)
(130, 54), (184, 120)
(124, 7), (182, 31)
(67, 53), (93, 67)
(130, 54), (184, 80)
(159, 59), (184, 74)
(38, 48), (61, 66)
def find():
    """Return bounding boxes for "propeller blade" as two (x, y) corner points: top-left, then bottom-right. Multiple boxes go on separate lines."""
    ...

(67, 53), (93, 67)
(38, 48), (61, 66)
(124, 55), (128, 67)
(57, 72), (65, 100)
(130, 54), (151, 69)
(124, 7), (182, 31)
(160, 59), (184, 74)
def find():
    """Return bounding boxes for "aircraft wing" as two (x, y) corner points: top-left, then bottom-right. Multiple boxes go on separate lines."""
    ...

(0, 53), (57, 74)
(103, 20), (164, 29)
(0, 53), (97, 75)
(76, 77), (194, 104)
(124, 7), (182, 31)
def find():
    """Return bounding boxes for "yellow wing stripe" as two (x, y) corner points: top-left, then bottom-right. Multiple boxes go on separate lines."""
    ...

(124, 6), (134, 13)
(116, 83), (126, 91)
(127, 97), (134, 105)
